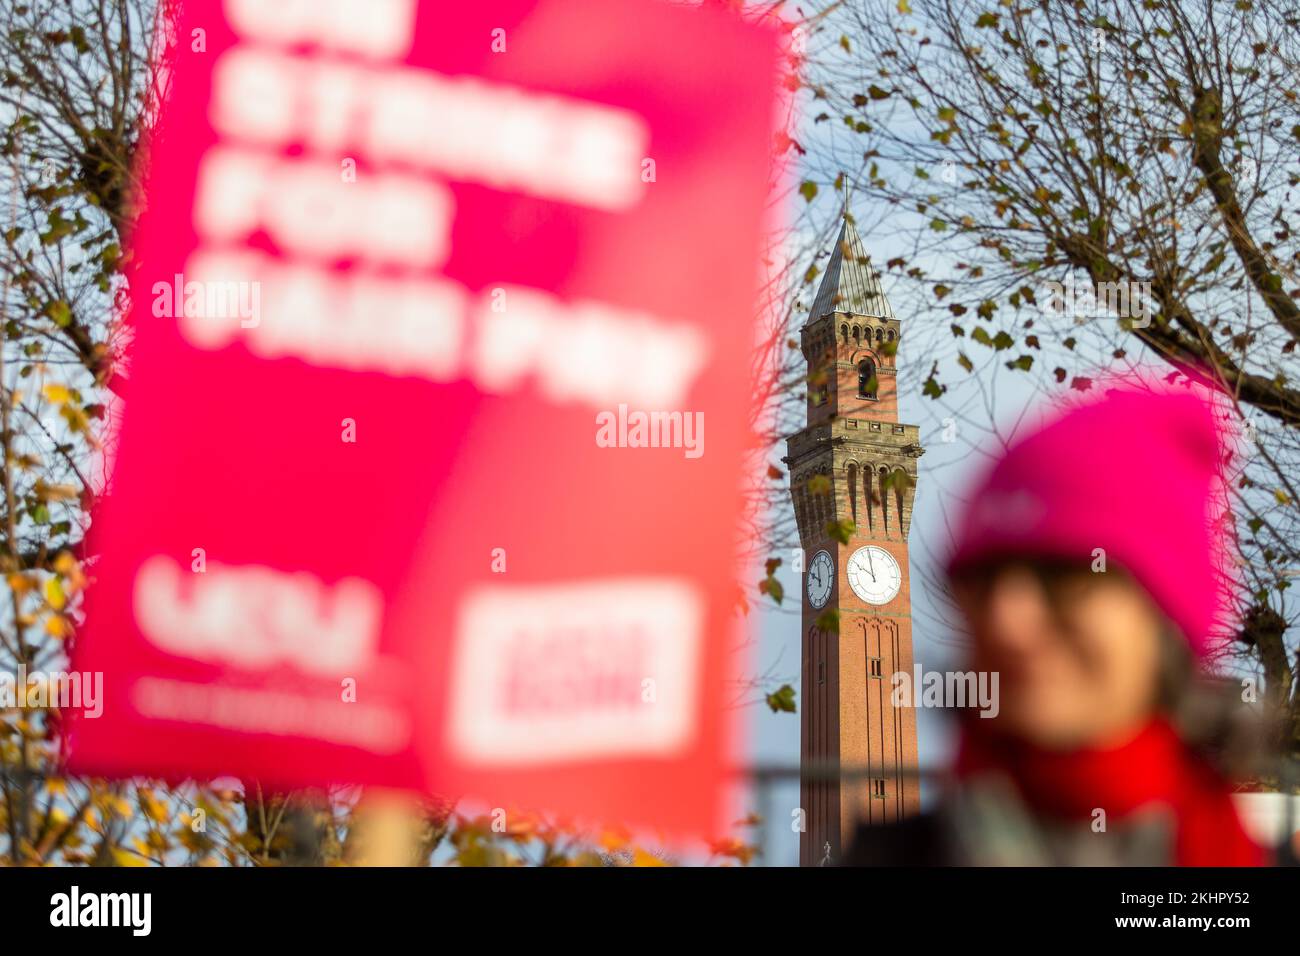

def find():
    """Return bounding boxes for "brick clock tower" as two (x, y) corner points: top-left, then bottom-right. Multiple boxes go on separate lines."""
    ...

(784, 215), (923, 866)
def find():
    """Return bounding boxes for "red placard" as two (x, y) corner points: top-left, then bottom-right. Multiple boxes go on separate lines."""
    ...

(68, 0), (782, 838)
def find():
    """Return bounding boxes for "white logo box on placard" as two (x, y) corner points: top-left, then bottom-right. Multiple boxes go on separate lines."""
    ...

(449, 580), (702, 764)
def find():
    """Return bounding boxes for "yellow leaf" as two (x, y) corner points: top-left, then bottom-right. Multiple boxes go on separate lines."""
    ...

(53, 552), (87, 593)
(45, 615), (68, 638)
(60, 403), (90, 434)
(37, 482), (79, 502)
(632, 848), (668, 867)
(112, 848), (150, 867)
(42, 383), (71, 404)
(140, 792), (169, 823)
(45, 577), (66, 610)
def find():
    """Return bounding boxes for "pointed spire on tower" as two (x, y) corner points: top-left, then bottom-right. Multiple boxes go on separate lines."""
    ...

(808, 213), (894, 324)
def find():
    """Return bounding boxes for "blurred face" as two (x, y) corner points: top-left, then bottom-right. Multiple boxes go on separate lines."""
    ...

(952, 560), (1167, 750)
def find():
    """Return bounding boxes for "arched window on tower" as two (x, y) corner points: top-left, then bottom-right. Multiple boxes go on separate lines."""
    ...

(858, 360), (877, 400)
(879, 466), (890, 533)
(847, 463), (858, 527)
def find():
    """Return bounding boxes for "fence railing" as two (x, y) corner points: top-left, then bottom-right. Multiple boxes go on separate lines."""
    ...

(735, 759), (1300, 866)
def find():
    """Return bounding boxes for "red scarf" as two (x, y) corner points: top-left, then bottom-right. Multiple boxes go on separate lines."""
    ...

(956, 718), (1263, 866)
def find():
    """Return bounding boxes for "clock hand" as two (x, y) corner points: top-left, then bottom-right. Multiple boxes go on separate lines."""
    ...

(867, 550), (876, 581)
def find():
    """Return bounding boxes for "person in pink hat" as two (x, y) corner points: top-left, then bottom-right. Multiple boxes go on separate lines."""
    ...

(844, 381), (1266, 866)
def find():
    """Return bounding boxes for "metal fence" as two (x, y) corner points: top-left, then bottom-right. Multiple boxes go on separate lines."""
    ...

(738, 759), (1300, 866)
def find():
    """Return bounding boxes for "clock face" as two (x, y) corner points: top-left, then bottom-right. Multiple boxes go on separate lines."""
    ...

(806, 550), (834, 609)
(846, 546), (902, 606)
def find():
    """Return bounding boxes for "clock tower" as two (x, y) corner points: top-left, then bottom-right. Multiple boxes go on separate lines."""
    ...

(784, 215), (923, 866)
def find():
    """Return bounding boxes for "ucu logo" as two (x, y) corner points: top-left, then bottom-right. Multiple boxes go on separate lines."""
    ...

(133, 555), (382, 676)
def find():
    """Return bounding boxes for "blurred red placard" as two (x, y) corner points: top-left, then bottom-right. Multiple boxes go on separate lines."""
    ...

(69, 0), (781, 838)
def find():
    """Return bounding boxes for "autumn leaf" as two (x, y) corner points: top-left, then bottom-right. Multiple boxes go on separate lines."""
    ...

(59, 402), (91, 434)
(759, 576), (784, 605)
(815, 608), (841, 634)
(766, 684), (797, 713)
(710, 837), (759, 865)
(825, 518), (855, 544)
(44, 576), (66, 610)
(139, 790), (169, 823)
(44, 300), (72, 327)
